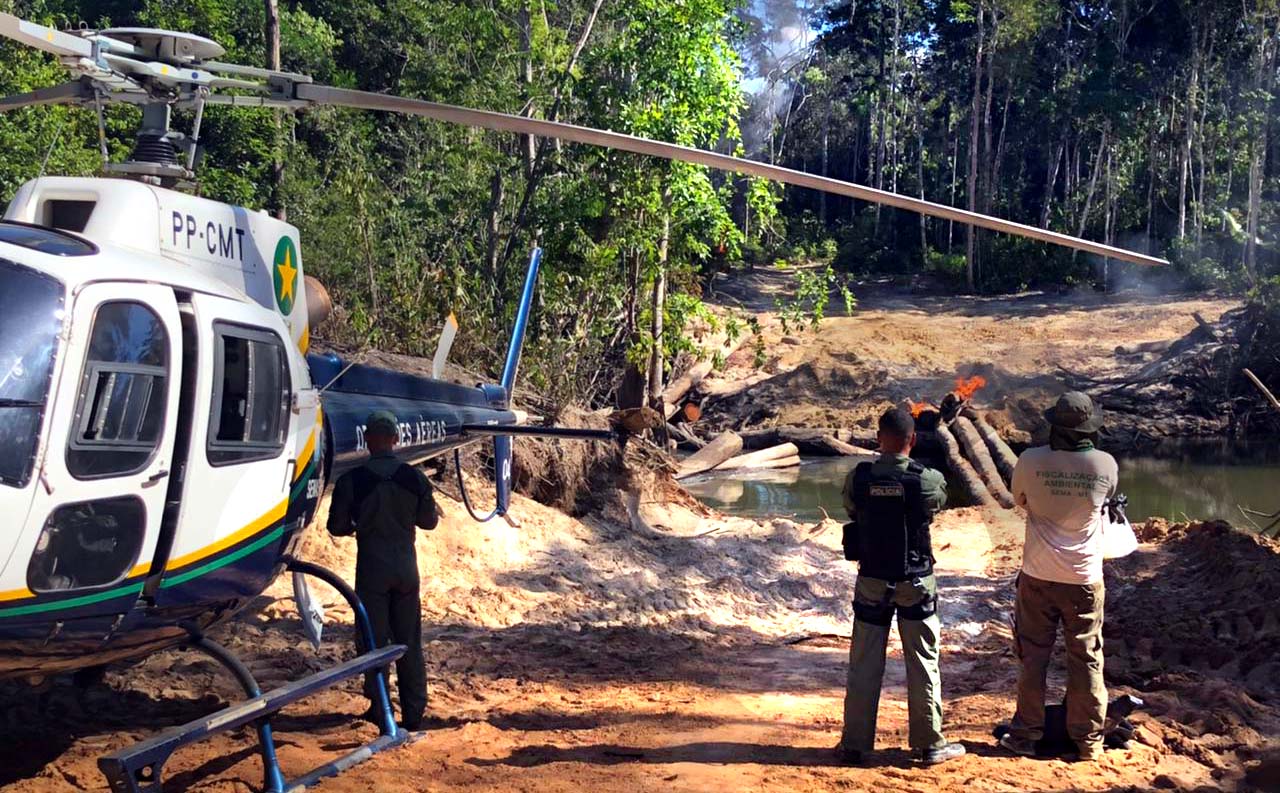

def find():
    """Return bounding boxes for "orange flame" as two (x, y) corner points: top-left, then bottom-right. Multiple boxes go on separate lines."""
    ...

(909, 400), (934, 418)
(953, 375), (987, 402)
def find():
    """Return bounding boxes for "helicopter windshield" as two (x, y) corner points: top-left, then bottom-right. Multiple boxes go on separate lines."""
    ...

(0, 260), (64, 488)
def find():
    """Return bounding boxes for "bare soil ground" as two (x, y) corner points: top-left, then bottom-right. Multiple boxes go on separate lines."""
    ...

(701, 270), (1242, 443)
(3, 486), (1277, 793)
(2, 277), (1276, 793)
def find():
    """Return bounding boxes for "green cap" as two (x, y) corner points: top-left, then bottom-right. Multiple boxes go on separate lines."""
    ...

(1044, 391), (1104, 433)
(365, 410), (400, 437)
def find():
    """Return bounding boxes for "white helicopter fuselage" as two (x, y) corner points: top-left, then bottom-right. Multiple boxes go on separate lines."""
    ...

(0, 177), (324, 678)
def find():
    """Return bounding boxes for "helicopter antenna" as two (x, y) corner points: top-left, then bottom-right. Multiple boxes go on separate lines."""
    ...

(0, 11), (1168, 266)
(92, 89), (108, 165)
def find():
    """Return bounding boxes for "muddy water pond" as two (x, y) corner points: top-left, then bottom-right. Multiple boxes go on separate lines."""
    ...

(682, 441), (1280, 527)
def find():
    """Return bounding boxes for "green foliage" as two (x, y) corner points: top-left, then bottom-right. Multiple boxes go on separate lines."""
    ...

(0, 0), (762, 408)
(745, 314), (767, 368)
(774, 263), (855, 334)
(1167, 239), (1254, 292)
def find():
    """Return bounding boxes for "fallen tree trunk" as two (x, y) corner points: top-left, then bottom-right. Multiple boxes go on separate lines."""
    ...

(934, 422), (998, 508)
(675, 431), (742, 479)
(714, 443), (800, 471)
(960, 408), (1019, 485)
(951, 416), (1017, 508)
(1115, 339), (1174, 356)
(715, 454), (802, 473)
(822, 435), (880, 458)
(662, 332), (750, 408)
(738, 427), (879, 454)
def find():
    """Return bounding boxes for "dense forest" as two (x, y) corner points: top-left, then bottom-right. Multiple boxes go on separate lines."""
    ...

(0, 0), (1277, 408)
(767, 0), (1280, 294)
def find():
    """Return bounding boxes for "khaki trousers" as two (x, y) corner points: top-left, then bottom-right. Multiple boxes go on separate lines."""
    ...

(1009, 572), (1107, 752)
(841, 574), (947, 752)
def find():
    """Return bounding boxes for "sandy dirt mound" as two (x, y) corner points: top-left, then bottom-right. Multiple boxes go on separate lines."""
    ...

(1102, 521), (1280, 789)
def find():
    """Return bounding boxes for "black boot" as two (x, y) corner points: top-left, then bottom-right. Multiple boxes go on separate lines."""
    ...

(832, 740), (863, 765)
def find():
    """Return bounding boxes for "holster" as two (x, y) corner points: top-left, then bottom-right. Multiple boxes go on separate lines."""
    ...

(842, 522), (859, 561)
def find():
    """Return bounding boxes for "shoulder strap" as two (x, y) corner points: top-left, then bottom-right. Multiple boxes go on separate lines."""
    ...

(905, 460), (926, 475)
(391, 463), (428, 497)
(348, 466), (385, 514)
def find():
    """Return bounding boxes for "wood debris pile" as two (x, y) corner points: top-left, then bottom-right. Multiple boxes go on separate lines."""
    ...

(1060, 303), (1280, 444)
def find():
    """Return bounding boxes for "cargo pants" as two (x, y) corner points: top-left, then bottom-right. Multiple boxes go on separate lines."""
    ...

(357, 575), (427, 728)
(841, 573), (947, 752)
(1008, 573), (1107, 754)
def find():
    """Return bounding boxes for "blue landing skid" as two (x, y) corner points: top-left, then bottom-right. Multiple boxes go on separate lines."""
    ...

(98, 558), (412, 793)
(97, 645), (408, 793)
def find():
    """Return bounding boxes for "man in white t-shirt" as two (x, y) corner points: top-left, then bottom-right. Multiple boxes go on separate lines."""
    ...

(1001, 392), (1117, 761)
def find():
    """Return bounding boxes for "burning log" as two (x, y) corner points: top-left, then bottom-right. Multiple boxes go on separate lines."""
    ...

(960, 407), (1019, 485)
(714, 443), (801, 472)
(934, 421), (998, 508)
(912, 376), (1004, 508)
(951, 416), (1017, 508)
(675, 431), (742, 479)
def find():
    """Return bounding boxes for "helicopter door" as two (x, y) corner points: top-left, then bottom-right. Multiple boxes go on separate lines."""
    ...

(152, 293), (294, 606)
(6, 284), (181, 614)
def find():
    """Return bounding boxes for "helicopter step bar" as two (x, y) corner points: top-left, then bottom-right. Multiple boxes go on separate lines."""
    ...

(98, 559), (411, 793)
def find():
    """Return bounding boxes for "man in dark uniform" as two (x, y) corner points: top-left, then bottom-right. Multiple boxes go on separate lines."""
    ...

(835, 407), (965, 765)
(327, 410), (438, 731)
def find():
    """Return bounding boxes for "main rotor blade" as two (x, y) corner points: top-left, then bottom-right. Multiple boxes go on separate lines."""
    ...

(202, 60), (313, 84)
(0, 12), (92, 58)
(0, 80), (91, 112)
(296, 83), (1166, 267)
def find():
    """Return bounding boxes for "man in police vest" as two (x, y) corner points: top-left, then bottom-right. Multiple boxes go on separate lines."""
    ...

(835, 407), (965, 765)
(328, 410), (438, 731)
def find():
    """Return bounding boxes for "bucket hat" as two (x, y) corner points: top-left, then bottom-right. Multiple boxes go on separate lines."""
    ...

(1043, 391), (1104, 433)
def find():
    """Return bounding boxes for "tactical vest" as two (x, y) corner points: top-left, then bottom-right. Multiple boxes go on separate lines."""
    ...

(849, 460), (935, 581)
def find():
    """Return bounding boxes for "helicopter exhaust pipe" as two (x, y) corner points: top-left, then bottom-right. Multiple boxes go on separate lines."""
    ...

(304, 274), (332, 328)
(493, 247), (543, 518)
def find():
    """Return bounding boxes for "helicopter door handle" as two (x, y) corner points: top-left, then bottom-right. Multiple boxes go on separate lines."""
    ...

(142, 470), (169, 488)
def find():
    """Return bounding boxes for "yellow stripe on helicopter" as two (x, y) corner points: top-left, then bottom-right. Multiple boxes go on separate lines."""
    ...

(0, 586), (33, 603)
(293, 428), (317, 483)
(164, 498), (287, 572)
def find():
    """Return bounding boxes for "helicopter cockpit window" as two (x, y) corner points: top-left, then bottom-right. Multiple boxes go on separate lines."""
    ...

(208, 324), (290, 465)
(0, 260), (64, 489)
(27, 496), (144, 592)
(67, 302), (170, 479)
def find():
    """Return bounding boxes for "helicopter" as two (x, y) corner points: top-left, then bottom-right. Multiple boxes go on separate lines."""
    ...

(0, 11), (1166, 793)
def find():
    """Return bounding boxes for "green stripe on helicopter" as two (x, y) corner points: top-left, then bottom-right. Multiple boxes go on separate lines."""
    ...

(159, 526), (286, 589)
(0, 581), (145, 619)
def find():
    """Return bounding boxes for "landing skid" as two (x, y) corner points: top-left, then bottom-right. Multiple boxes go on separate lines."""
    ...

(97, 560), (411, 793)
